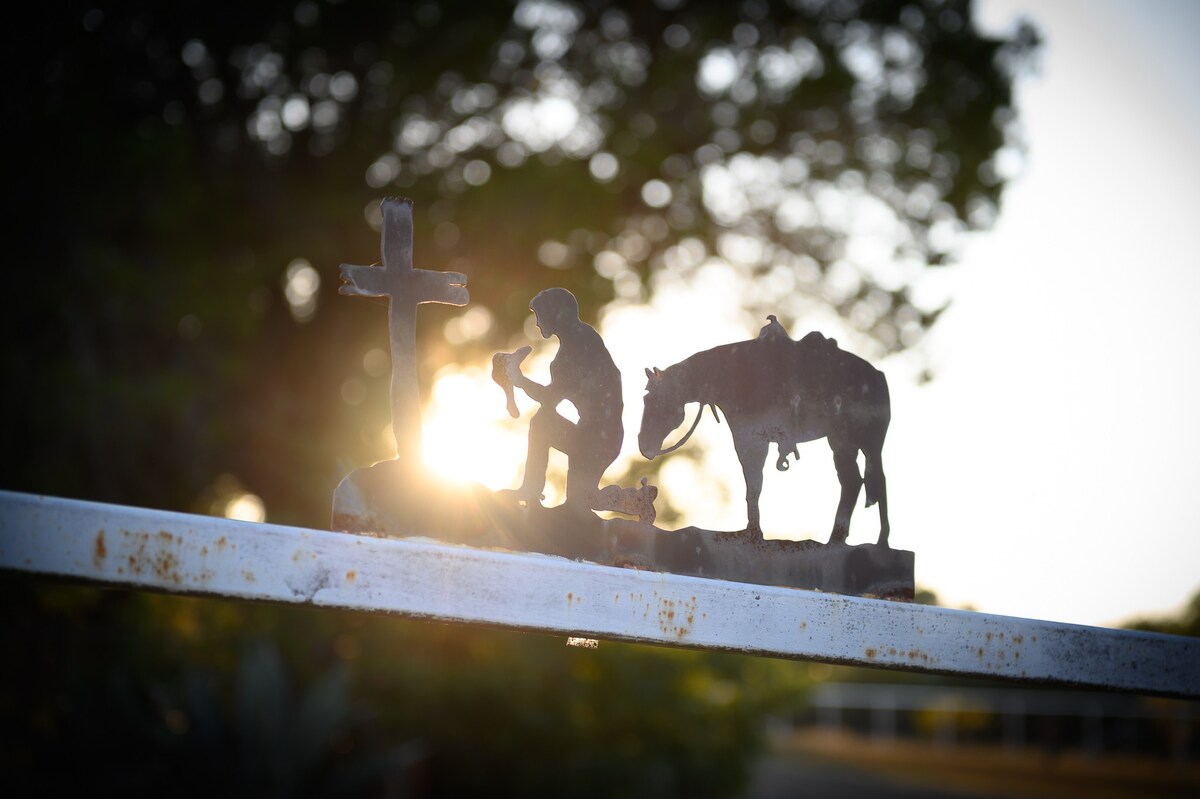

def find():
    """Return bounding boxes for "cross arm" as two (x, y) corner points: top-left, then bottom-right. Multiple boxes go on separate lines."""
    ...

(410, 267), (469, 306)
(338, 262), (391, 297)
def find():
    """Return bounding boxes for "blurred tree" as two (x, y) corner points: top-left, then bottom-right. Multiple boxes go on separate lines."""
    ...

(0, 577), (809, 797)
(1125, 588), (1200, 638)
(3, 0), (1035, 525)
(913, 585), (939, 605)
(0, 3), (1037, 794)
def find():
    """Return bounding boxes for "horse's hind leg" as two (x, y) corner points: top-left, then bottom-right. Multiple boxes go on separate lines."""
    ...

(829, 439), (863, 544)
(864, 444), (889, 547)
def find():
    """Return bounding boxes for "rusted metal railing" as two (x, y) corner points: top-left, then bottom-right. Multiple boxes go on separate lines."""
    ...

(1, 490), (1197, 699)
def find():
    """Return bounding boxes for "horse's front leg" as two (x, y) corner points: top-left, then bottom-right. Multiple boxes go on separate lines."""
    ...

(732, 428), (769, 537)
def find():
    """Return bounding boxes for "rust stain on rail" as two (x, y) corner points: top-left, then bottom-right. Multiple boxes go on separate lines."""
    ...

(119, 528), (188, 585)
(657, 595), (699, 640)
(93, 530), (107, 569)
(865, 645), (932, 665)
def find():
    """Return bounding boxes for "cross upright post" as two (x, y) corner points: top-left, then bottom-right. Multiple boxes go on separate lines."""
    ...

(339, 197), (468, 470)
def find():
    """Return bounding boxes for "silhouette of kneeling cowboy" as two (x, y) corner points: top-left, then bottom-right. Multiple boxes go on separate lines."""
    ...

(493, 288), (655, 522)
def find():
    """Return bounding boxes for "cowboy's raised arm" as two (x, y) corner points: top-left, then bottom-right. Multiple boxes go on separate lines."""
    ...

(513, 369), (561, 406)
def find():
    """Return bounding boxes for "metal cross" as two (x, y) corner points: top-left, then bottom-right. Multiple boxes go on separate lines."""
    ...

(339, 197), (468, 468)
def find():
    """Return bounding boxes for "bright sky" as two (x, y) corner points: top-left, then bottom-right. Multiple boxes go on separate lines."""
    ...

(890, 0), (1200, 627)
(424, 0), (1200, 630)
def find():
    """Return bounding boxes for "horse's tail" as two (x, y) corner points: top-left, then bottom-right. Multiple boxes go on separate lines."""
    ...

(864, 453), (885, 507)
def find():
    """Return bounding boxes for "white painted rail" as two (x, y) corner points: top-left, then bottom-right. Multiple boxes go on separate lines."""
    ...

(1, 490), (1197, 699)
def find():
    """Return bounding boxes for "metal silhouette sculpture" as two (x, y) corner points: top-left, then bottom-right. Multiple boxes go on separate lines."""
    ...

(492, 288), (656, 523)
(330, 198), (911, 599)
(339, 197), (468, 468)
(331, 198), (468, 531)
(640, 315), (890, 546)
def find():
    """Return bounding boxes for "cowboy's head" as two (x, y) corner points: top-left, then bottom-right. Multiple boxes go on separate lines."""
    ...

(529, 288), (579, 339)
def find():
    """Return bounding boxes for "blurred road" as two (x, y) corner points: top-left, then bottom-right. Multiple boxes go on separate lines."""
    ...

(745, 753), (1008, 799)
(744, 731), (1200, 799)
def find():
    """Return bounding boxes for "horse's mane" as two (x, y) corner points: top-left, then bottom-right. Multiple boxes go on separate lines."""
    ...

(661, 338), (759, 405)
(665, 340), (743, 381)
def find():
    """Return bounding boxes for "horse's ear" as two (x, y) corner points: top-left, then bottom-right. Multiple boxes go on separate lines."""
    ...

(654, 367), (662, 376)
(645, 367), (658, 381)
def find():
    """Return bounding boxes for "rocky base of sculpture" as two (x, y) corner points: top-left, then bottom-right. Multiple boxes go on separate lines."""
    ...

(332, 460), (912, 600)
(607, 522), (912, 600)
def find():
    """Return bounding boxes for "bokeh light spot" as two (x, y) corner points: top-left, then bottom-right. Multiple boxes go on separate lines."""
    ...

(283, 258), (320, 322)
(224, 493), (265, 523)
(641, 179), (672, 208)
(589, 151), (618, 182)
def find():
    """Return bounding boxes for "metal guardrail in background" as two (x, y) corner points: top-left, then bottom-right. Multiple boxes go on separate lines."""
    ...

(1, 490), (1198, 699)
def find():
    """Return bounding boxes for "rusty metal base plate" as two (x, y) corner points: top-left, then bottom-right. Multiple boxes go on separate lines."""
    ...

(609, 522), (912, 600)
(332, 460), (912, 599)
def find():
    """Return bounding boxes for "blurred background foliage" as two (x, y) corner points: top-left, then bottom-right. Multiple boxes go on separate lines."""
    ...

(2, 0), (1038, 794)
(3, 575), (809, 797)
(1126, 589), (1200, 639)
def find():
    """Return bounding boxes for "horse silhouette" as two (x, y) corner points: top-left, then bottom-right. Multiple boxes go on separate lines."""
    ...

(639, 317), (891, 545)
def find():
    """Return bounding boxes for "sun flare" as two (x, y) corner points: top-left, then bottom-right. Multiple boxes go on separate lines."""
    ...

(421, 367), (527, 490)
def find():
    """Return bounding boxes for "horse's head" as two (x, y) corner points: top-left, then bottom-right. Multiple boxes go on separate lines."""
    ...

(639, 367), (685, 460)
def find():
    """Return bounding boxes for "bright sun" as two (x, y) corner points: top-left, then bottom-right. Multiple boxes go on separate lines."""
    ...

(420, 367), (527, 490)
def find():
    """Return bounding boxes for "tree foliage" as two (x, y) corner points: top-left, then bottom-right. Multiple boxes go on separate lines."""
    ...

(1, 577), (809, 797)
(2, 2), (1037, 793)
(4, 0), (1035, 524)
(1125, 588), (1200, 638)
